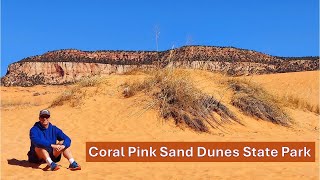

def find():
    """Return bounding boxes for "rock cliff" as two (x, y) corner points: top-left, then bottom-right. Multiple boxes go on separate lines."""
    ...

(2, 46), (319, 86)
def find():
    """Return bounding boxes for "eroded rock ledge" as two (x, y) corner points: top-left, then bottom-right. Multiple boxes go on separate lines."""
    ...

(2, 46), (319, 86)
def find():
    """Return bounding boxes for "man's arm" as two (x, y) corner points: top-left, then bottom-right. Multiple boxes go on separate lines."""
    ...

(30, 128), (51, 148)
(56, 127), (71, 148)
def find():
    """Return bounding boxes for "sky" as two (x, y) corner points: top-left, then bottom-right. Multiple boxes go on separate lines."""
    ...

(1, 0), (319, 76)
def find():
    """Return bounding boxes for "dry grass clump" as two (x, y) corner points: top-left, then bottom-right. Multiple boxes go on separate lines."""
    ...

(122, 68), (150, 75)
(280, 94), (319, 114)
(49, 76), (105, 107)
(76, 76), (104, 87)
(123, 69), (239, 132)
(49, 86), (84, 107)
(228, 79), (291, 126)
(1, 100), (32, 107)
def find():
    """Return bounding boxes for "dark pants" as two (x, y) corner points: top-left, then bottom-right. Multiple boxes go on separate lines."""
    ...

(27, 148), (61, 164)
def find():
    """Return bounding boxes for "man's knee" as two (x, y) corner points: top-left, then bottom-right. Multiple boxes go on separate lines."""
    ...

(35, 147), (47, 153)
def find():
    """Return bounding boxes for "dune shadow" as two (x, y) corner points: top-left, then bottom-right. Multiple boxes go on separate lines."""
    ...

(7, 158), (42, 169)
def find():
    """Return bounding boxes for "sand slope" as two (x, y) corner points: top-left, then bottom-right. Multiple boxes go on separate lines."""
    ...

(1, 70), (319, 179)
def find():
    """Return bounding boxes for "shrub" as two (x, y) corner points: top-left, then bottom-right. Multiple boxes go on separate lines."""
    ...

(49, 86), (83, 107)
(49, 76), (105, 108)
(76, 76), (102, 87)
(280, 94), (319, 115)
(228, 79), (291, 126)
(123, 69), (239, 132)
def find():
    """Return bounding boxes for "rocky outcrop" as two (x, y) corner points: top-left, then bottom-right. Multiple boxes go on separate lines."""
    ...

(1, 62), (153, 86)
(2, 46), (319, 86)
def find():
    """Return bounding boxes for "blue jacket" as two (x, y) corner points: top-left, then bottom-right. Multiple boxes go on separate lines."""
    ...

(28, 122), (71, 154)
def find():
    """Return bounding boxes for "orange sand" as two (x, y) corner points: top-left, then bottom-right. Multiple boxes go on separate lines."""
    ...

(1, 70), (319, 179)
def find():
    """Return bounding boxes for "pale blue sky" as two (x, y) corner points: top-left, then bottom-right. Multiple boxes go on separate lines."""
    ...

(1, 0), (319, 76)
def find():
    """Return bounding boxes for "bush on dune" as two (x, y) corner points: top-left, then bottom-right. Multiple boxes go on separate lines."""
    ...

(228, 79), (291, 126)
(123, 69), (239, 132)
(280, 94), (319, 115)
(49, 76), (105, 108)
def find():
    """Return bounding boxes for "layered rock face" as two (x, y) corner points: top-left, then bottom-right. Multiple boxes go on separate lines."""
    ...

(2, 62), (153, 86)
(2, 46), (319, 86)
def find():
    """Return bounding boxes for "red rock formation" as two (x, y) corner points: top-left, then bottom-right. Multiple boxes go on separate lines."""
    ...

(1, 46), (318, 86)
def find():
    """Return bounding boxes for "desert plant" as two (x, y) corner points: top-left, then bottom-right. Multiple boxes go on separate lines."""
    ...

(49, 76), (105, 108)
(228, 79), (291, 126)
(49, 86), (83, 107)
(1, 100), (32, 107)
(279, 94), (319, 115)
(123, 69), (239, 132)
(76, 76), (103, 87)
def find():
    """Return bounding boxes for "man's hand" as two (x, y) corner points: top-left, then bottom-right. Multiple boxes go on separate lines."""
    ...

(51, 144), (66, 152)
(57, 145), (66, 151)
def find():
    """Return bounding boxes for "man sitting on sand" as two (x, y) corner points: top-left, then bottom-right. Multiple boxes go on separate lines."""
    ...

(27, 109), (81, 171)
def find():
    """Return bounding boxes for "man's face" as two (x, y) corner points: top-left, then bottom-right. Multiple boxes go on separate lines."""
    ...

(39, 115), (50, 127)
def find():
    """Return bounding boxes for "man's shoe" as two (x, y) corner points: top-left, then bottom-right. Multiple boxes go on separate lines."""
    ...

(50, 162), (60, 171)
(69, 161), (81, 171)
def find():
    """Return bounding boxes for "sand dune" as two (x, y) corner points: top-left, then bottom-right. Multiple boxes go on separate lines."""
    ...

(1, 70), (319, 179)
(248, 71), (319, 107)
